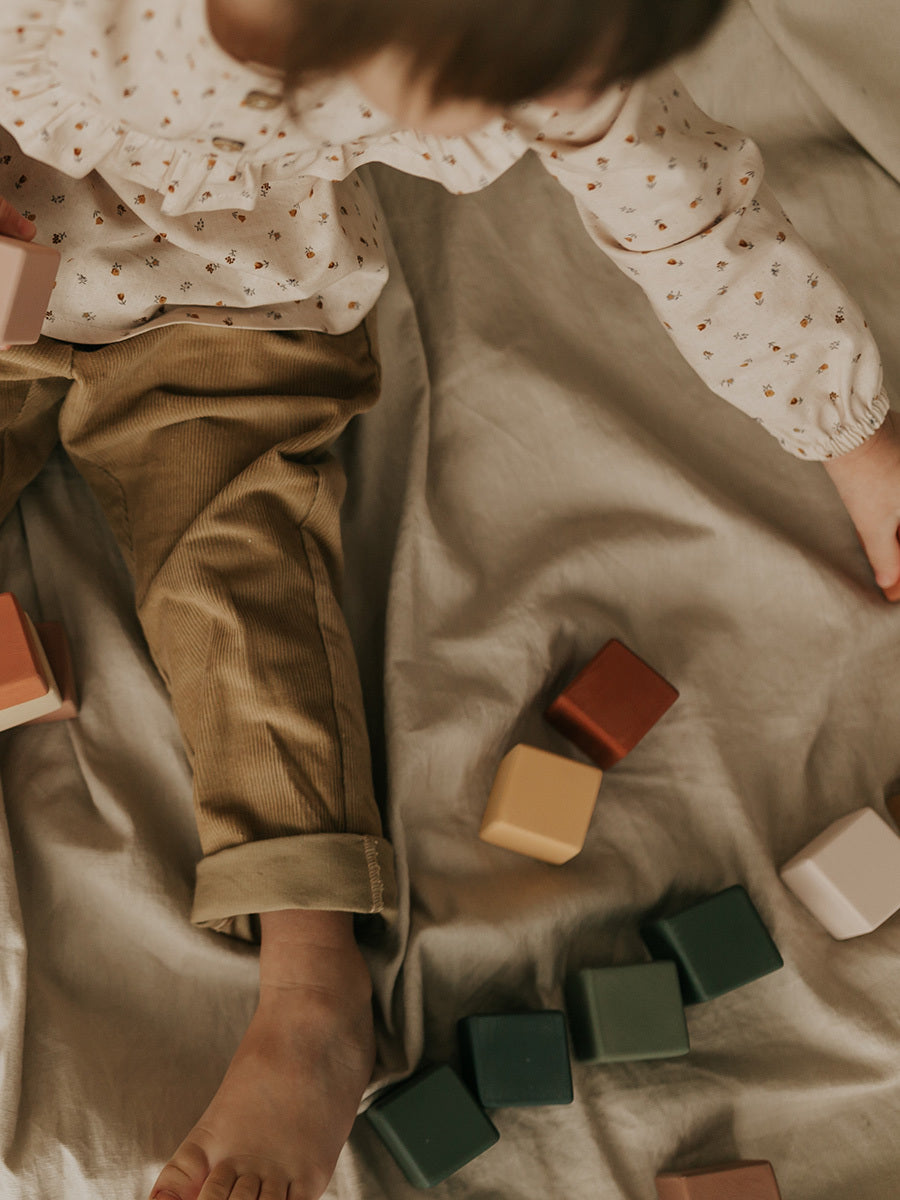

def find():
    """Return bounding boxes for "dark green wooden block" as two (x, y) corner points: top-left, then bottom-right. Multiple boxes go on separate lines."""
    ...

(365, 1064), (499, 1188)
(564, 961), (690, 1062)
(458, 1011), (573, 1107)
(640, 884), (784, 1004)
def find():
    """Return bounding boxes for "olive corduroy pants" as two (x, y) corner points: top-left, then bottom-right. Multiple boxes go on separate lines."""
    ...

(0, 320), (396, 942)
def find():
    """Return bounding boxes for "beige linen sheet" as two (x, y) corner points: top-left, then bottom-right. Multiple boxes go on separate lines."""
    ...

(1, 2), (899, 1196)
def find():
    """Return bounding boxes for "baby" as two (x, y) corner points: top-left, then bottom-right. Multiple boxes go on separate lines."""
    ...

(1, 1), (899, 1199)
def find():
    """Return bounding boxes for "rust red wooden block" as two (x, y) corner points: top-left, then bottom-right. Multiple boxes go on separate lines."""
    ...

(545, 639), (678, 768)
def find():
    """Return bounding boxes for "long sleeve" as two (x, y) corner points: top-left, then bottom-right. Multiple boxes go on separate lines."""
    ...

(514, 69), (889, 460)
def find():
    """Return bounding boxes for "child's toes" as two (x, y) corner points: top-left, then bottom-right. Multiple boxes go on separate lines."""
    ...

(260, 1180), (292, 1200)
(149, 1138), (209, 1200)
(195, 1163), (291, 1200)
(197, 1167), (255, 1200)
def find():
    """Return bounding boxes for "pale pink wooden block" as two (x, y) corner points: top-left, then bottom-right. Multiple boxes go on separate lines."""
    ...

(780, 807), (900, 939)
(479, 744), (602, 864)
(0, 235), (61, 345)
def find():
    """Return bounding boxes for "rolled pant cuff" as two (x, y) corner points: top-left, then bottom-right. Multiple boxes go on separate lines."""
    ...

(191, 832), (397, 943)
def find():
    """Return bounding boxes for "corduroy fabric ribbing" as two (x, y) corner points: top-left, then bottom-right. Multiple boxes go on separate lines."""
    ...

(0, 322), (396, 941)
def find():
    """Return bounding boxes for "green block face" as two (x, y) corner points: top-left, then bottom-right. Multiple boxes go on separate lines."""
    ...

(458, 1011), (574, 1107)
(564, 962), (690, 1062)
(640, 885), (784, 1004)
(365, 1064), (499, 1188)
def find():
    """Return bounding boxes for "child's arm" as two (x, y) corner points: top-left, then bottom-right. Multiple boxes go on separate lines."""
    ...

(822, 411), (900, 594)
(507, 69), (899, 594)
(513, 70), (888, 466)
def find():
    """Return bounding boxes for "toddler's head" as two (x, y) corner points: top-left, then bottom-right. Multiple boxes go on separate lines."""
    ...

(282, 0), (730, 132)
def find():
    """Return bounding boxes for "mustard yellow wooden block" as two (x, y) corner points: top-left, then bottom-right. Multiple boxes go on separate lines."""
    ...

(479, 744), (602, 864)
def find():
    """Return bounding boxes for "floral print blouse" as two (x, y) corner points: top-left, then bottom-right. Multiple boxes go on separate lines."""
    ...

(0, 0), (889, 458)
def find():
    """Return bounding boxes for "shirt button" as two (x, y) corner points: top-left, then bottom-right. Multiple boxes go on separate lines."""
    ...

(212, 136), (246, 152)
(243, 89), (282, 111)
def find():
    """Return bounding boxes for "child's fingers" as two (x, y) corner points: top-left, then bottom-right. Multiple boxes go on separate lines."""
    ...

(864, 522), (900, 593)
(0, 199), (37, 353)
(0, 196), (36, 241)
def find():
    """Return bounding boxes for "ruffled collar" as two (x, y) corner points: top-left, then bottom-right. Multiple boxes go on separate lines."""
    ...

(0, 0), (520, 216)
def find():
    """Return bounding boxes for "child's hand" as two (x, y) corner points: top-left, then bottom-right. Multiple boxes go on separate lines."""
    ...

(823, 410), (900, 598)
(0, 198), (38, 352)
(0, 196), (36, 242)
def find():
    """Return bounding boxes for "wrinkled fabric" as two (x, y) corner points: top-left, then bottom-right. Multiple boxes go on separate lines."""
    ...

(1, 2), (900, 1198)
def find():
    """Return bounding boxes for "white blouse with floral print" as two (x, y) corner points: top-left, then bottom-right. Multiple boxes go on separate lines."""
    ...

(0, 0), (889, 459)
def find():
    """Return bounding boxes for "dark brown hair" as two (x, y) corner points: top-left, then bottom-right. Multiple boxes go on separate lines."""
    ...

(282, 0), (730, 107)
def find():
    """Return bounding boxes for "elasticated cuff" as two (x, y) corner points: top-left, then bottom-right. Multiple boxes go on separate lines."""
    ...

(191, 832), (397, 943)
(795, 388), (891, 461)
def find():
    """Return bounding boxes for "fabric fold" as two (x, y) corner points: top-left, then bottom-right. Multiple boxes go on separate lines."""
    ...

(192, 832), (398, 943)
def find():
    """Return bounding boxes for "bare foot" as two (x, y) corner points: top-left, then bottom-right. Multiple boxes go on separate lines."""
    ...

(148, 933), (375, 1200)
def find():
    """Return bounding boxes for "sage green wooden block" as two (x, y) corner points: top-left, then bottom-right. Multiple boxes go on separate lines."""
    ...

(640, 885), (784, 1004)
(458, 1011), (573, 1107)
(564, 961), (690, 1062)
(365, 1064), (499, 1188)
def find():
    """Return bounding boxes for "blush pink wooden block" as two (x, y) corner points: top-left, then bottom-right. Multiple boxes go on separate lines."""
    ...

(25, 621), (79, 724)
(0, 235), (61, 345)
(544, 639), (678, 769)
(780, 807), (900, 939)
(0, 593), (47, 709)
(655, 1160), (782, 1199)
(479, 744), (602, 864)
(0, 593), (64, 729)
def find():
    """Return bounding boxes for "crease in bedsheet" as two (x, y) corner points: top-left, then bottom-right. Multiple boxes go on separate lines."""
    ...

(0, 523), (34, 1178)
(746, 0), (900, 185)
(0, 775), (26, 1166)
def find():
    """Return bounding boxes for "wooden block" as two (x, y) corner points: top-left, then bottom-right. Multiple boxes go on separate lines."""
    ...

(565, 961), (689, 1062)
(0, 235), (60, 345)
(458, 1011), (573, 1107)
(544, 639), (678, 768)
(25, 621), (78, 724)
(366, 1064), (499, 1188)
(640, 886), (783, 1004)
(0, 594), (47, 708)
(655, 1159), (782, 1199)
(780, 807), (900, 939)
(478, 743), (602, 864)
(0, 593), (63, 730)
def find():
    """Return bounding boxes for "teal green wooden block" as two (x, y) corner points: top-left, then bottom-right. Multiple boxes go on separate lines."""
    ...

(365, 1064), (499, 1188)
(458, 1011), (573, 1107)
(564, 961), (690, 1062)
(640, 884), (784, 1004)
